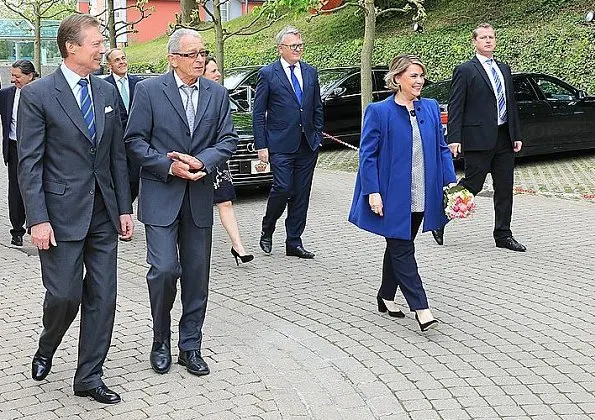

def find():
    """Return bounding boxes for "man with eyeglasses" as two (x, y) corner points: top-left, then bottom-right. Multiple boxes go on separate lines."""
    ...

(104, 48), (142, 204)
(253, 25), (324, 260)
(125, 28), (238, 377)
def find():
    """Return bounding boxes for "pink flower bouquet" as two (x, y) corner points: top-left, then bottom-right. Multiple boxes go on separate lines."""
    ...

(443, 185), (476, 220)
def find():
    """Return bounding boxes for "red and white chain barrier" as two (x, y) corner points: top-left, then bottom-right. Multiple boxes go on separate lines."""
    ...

(322, 131), (360, 151)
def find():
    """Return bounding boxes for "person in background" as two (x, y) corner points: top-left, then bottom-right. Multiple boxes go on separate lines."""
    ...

(104, 48), (142, 205)
(349, 54), (456, 332)
(0, 60), (38, 246)
(202, 56), (254, 265)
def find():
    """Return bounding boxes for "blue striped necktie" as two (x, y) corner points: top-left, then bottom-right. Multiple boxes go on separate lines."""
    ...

(289, 65), (303, 105)
(78, 79), (96, 144)
(487, 59), (507, 122)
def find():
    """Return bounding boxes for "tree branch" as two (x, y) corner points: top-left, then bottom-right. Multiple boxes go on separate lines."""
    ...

(307, 1), (361, 21)
(375, 6), (409, 18)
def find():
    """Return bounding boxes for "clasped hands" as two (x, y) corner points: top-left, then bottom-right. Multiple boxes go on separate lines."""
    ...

(167, 151), (206, 181)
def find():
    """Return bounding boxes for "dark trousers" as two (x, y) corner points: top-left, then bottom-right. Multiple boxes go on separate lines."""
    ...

(459, 124), (515, 240)
(7, 141), (26, 237)
(145, 189), (211, 352)
(262, 137), (318, 248)
(379, 212), (428, 311)
(37, 192), (118, 392)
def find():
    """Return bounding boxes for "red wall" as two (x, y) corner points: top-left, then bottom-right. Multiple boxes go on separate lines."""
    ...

(127, 0), (180, 44)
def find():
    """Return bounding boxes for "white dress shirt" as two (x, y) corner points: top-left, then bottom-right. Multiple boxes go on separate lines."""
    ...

(112, 73), (130, 106)
(476, 53), (507, 125)
(60, 63), (94, 109)
(280, 57), (303, 92)
(9, 88), (20, 141)
(173, 70), (199, 111)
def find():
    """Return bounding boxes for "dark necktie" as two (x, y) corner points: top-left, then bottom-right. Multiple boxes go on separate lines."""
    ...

(78, 79), (96, 144)
(487, 59), (507, 122)
(289, 65), (303, 105)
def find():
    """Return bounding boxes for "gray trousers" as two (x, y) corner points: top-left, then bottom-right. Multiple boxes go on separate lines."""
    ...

(145, 190), (212, 352)
(37, 193), (118, 392)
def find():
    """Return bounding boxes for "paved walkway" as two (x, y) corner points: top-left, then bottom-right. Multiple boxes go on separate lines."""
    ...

(0, 166), (594, 419)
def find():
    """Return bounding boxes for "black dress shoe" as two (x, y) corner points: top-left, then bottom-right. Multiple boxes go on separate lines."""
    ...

(495, 236), (526, 252)
(31, 351), (52, 381)
(178, 350), (210, 376)
(286, 245), (315, 259)
(415, 314), (439, 332)
(377, 296), (405, 318)
(75, 385), (121, 404)
(431, 228), (444, 245)
(259, 232), (272, 254)
(11, 235), (23, 246)
(150, 341), (171, 374)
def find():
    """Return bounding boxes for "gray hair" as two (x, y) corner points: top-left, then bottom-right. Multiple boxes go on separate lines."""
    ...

(168, 28), (202, 54)
(275, 25), (301, 46)
(105, 47), (124, 62)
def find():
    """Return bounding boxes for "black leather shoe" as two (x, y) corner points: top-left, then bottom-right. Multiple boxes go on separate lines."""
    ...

(75, 385), (121, 404)
(259, 232), (272, 254)
(178, 350), (210, 376)
(150, 341), (171, 374)
(495, 237), (526, 252)
(377, 296), (405, 318)
(431, 228), (444, 245)
(31, 351), (52, 381)
(11, 235), (23, 246)
(286, 245), (315, 259)
(415, 314), (439, 332)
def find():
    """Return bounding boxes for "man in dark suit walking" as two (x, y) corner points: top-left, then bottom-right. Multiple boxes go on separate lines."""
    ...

(17, 14), (133, 404)
(0, 60), (37, 246)
(125, 28), (238, 377)
(433, 23), (526, 252)
(104, 48), (141, 203)
(253, 26), (324, 259)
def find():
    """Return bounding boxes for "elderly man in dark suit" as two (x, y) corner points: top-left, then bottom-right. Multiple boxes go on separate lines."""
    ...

(432, 23), (525, 252)
(253, 25), (324, 259)
(17, 14), (133, 404)
(0, 60), (37, 246)
(125, 28), (238, 377)
(104, 48), (141, 203)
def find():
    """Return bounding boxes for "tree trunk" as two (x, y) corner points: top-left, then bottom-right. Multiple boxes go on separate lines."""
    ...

(213, 0), (224, 84)
(360, 0), (375, 116)
(181, 0), (198, 25)
(107, 0), (117, 48)
(34, 16), (41, 75)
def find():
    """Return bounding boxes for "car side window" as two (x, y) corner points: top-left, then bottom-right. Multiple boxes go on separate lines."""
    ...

(535, 77), (576, 101)
(513, 77), (538, 102)
(341, 74), (361, 96)
(373, 70), (389, 92)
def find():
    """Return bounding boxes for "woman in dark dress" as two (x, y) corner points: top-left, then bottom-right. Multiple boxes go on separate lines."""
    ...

(203, 57), (254, 264)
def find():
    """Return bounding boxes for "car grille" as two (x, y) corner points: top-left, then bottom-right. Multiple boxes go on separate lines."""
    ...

(228, 135), (273, 187)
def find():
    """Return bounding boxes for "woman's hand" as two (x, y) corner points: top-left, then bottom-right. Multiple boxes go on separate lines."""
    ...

(369, 193), (384, 217)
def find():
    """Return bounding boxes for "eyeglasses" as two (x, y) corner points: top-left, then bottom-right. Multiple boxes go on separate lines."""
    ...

(279, 43), (305, 52)
(172, 50), (210, 59)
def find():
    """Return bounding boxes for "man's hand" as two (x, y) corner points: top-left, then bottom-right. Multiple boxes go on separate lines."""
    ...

(513, 141), (523, 153)
(31, 222), (56, 250)
(257, 148), (269, 164)
(167, 152), (207, 181)
(167, 151), (204, 171)
(119, 214), (134, 240)
(449, 143), (462, 157)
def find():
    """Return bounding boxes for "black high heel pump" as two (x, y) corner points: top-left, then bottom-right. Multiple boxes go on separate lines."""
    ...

(415, 313), (439, 332)
(376, 296), (405, 318)
(231, 248), (254, 265)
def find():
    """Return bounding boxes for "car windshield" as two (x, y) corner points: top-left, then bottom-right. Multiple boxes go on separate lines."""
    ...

(422, 80), (450, 103)
(224, 68), (257, 90)
(318, 68), (357, 94)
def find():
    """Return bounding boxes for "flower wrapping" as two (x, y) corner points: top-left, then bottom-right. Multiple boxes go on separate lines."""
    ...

(443, 185), (476, 220)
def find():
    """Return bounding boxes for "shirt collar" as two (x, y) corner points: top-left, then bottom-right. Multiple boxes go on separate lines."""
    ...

(280, 57), (300, 70)
(173, 70), (199, 90)
(61, 62), (89, 90)
(113, 73), (127, 83)
(476, 53), (495, 65)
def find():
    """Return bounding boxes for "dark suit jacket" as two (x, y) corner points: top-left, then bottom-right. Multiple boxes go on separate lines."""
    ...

(252, 60), (324, 153)
(17, 69), (132, 241)
(104, 73), (140, 129)
(0, 86), (16, 165)
(124, 71), (238, 227)
(447, 56), (521, 151)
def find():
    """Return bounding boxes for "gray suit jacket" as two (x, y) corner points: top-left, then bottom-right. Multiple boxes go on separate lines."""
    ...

(124, 71), (238, 227)
(17, 69), (133, 241)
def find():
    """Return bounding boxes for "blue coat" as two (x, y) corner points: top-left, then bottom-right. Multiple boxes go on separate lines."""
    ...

(349, 96), (456, 240)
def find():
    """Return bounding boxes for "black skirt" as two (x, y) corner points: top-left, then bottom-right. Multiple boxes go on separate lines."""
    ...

(213, 162), (236, 204)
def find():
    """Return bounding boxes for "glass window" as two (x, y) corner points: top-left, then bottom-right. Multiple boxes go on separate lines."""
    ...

(535, 77), (576, 101)
(340, 74), (361, 96)
(422, 80), (450, 103)
(373, 70), (389, 92)
(513, 77), (538, 102)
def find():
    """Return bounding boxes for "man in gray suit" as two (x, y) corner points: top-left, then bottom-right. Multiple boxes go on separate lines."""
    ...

(125, 28), (238, 376)
(17, 14), (133, 404)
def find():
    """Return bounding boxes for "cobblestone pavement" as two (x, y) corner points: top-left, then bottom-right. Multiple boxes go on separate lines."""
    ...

(0, 156), (594, 419)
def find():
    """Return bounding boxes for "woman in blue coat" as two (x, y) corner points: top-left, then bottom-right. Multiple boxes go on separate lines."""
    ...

(349, 55), (456, 331)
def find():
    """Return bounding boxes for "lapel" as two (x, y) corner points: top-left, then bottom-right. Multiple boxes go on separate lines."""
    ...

(193, 79), (212, 135)
(128, 75), (138, 103)
(90, 75), (105, 144)
(163, 71), (191, 130)
(301, 63), (310, 105)
(54, 69), (94, 143)
(274, 60), (300, 106)
(471, 56), (494, 94)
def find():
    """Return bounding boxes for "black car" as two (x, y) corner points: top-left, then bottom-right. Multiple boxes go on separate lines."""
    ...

(223, 65), (262, 111)
(422, 73), (595, 157)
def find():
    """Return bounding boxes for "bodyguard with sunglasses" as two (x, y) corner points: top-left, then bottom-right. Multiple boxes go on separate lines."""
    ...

(254, 26), (324, 259)
(125, 28), (238, 376)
